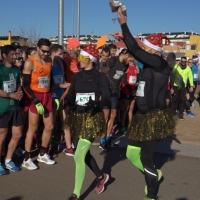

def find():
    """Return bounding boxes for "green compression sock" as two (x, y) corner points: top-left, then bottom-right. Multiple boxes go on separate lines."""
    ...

(126, 145), (144, 172)
(73, 139), (92, 198)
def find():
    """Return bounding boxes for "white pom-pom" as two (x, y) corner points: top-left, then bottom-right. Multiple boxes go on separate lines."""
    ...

(170, 43), (174, 47)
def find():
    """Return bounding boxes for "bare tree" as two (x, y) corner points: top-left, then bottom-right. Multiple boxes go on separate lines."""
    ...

(13, 23), (42, 46)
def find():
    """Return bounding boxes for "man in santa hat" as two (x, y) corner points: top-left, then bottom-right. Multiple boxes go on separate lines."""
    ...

(113, 8), (176, 200)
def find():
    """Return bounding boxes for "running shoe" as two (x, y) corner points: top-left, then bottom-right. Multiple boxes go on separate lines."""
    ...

(186, 111), (195, 117)
(144, 198), (159, 200)
(191, 103), (196, 108)
(99, 142), (108, 151)
(0, 163), (7, 175)
(178, 116), (185, 121)
(67, 194), (79, 200)
(94, 173), (109, 194)
(145, 169), (162, 195)
(5, 160), (20, 172)
(65, 148), (74, 156)
(22, 158), (38, 170)
(37, 153), (55, 165)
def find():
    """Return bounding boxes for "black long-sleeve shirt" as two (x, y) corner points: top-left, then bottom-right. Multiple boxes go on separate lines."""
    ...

(65, 67), (111, 113)
(121, 23), (169, 112)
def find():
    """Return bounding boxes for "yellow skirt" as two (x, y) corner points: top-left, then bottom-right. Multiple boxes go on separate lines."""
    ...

(63, 110), (106, 140)
(126, 108), (177, 141)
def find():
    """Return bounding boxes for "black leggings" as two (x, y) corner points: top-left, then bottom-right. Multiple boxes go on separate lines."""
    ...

(128, 140), (159, 198)
(85, 150), (102, 177)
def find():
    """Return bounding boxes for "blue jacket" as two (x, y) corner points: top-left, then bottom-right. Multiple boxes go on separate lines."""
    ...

(191, 63), (199, 81)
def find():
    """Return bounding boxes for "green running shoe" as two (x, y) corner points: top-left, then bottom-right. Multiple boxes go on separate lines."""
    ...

(120, 126), (127, 135)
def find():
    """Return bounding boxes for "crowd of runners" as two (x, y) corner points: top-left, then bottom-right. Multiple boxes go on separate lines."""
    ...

(0, 7), (199, 200)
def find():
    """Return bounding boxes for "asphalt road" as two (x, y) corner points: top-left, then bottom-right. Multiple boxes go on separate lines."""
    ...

(0, 146), (199, 200)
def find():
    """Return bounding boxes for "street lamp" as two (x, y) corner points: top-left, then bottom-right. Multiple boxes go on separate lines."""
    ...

(77, 0), (80, 40)
(58, 0), (64, 45)
(112, 18), (116, 43)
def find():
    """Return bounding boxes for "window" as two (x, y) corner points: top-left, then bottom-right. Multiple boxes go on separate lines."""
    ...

(191, 45), (196, 50)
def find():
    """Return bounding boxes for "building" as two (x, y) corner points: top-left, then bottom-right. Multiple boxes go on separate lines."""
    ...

(0, 31), (28, 47)
(137, 31), (200, 58)
(49, 34), (115, 46)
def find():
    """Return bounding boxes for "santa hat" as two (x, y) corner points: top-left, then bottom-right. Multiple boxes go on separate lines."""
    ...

(80, 44), (99, 63)
(143, 33), (172, 52)
(192, 54), (198, 61)
(68, 38), (80, 49)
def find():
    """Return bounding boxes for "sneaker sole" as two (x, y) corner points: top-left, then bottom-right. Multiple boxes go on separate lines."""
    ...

(37, 158), (55, 165)
(65, 153), (74, 156)
(5, 167), (20, 172)
(22, 163), (37, 170)
(96, 174), (109, 194)
(99, 146), (107, 151)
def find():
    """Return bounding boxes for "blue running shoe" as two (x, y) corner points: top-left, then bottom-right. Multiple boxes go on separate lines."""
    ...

(0, 164), (7, 175)
(5, 161), (20, 172)
(191, 103), (196, 108)
(186, 111), (195, 117)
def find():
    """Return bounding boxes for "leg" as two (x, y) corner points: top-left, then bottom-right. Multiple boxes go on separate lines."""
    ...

(0, 128), (8, 162)
(106, 109), (117, 137)
(178, 88), (187, 118)
(128, 99), (135, 122)
(141, 140), (159, 199)
(126, 140), (143, 171)
(73, 139), (92, 198)
(120, 99), (129, 127)
(171, 86), (180, 111)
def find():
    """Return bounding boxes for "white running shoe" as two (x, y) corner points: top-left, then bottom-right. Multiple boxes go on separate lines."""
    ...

(37, 153), (55, 165)
(22, 158), (38, 170)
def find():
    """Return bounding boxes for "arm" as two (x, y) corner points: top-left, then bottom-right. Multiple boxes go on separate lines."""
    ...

(22, 59), (39, 103)
(188, 67), (194, 87)
(99, 73), (111, 108)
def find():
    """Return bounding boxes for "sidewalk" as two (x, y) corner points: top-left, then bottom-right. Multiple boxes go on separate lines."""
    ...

(94, 134), (200, 158)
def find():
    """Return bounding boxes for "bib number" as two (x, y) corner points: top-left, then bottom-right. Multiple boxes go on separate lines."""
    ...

(76, 93), (95, 105)
(113, 70), (124, 80)
(129, 76), (137, 84)
(53, 75), (63, 84)
(38, 77), (50, 88)
(194, 74), (198, 79)
(3, 80), (16, 93)
(136, 81), (145, 97)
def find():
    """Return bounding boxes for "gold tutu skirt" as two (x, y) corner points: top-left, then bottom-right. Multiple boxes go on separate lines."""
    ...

(63, 110), (106, 140)
(126, 108), (177, 141)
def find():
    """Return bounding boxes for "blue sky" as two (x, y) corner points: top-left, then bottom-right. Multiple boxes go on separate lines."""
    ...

(1, 0), (200, 39)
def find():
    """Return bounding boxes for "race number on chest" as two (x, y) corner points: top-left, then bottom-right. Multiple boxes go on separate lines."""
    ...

(76, 93), (95, 105)
(38, 77), (50, 88)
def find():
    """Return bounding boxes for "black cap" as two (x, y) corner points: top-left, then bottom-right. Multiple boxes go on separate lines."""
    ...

(11, 42), (21, 49)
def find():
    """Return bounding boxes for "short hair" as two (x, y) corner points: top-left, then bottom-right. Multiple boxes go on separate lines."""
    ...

(1, 45), (16, 60)
(26, 47), (36, 57)
(181, 56), (187, 60)
(50, 44), (63, 55)
(37, 38), (51, 48)
(101, 47), (110, 55)
(107, 43), (117, 50)
(119, 48), (132, 57)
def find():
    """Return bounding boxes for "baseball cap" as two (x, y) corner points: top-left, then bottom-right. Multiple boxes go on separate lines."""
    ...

(11, 42), (21, 49)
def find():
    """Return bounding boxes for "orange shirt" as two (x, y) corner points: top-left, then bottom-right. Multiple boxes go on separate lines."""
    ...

(29, 56), (52, 92)
(63, 55), (79, 83)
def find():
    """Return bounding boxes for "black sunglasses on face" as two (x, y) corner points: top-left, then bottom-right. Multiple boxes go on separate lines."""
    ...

(16, 57), (23, 60)
(40, 49), (50, 54)
(181, 60), (187, 63)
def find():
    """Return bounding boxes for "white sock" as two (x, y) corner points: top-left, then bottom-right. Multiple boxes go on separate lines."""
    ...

(5, 159), (11, 164)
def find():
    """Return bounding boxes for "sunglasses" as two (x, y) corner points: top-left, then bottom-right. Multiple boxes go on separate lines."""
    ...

(188, 62), (193, 64)
(16, 56), (23, 61)
(181, 61), (187, 63)
(40, 49), (50, 54)
(78, 55), (90, 61)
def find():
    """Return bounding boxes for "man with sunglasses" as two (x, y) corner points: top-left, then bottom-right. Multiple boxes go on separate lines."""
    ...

(22, 38), (58, 170)
(171, 56), (194, 120)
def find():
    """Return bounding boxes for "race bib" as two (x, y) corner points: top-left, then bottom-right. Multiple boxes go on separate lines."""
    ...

(194, 74), (198, 79)
(3, 80), (16, 93)
(129, 76), (137, 84)
(113, 70), (124, 80)
(76, 93), (95, 105)
(53, 75), (63, 84)
(136, 81), (145, 97)
(38, 77), (50, 88)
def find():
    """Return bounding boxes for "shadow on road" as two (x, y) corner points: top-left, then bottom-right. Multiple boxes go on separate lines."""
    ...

(175, 198), (188, 200)
(80, 148), (126, 200)
(6, 197), (23, 200)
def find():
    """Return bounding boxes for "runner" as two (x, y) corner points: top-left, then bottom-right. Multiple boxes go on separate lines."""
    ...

(63, 38), (80, 156)
(113, 8), (176, 200)
(99, 48), (133, 150)
(22, 38), (57, 170)
(63, 44), (110, 200)
(0, 45), (23, 175)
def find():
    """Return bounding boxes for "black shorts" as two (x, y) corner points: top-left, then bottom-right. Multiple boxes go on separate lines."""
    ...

(0, 109), (22, 128)
(110, 92), (119, 109)
(122, 94), (136, 100)
(166, 90), (171, 100)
